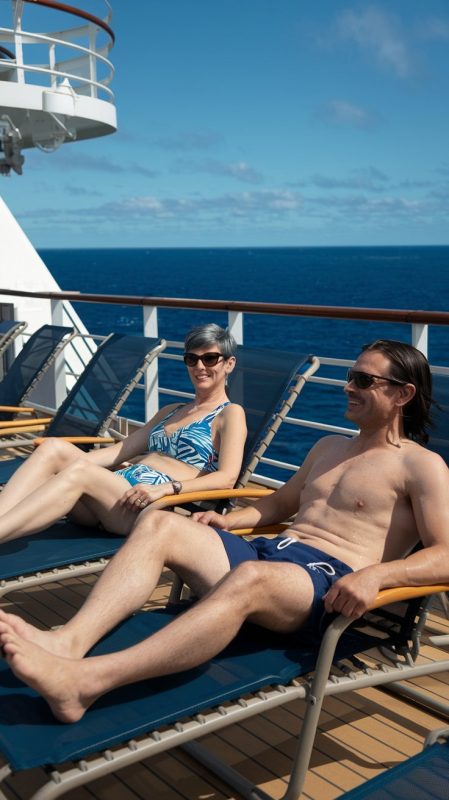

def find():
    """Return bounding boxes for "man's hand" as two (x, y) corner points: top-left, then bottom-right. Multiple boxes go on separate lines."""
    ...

(191, 509), (229, 529)
(323, 566), (382, 619)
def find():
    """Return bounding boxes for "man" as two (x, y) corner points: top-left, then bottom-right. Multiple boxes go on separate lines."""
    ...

(1, 339), (448, 725)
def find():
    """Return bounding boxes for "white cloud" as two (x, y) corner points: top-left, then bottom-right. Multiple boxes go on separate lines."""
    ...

(172, 158), (264, 184)
(337, 6), (413, 78)
(317, 100), (380, 129)
(418, 17), (449, 42)
(309, 167), (388, 191)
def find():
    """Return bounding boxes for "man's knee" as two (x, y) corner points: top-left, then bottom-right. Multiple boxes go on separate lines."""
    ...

(225, 560), (268, 596)
(127, 509), (176, 545)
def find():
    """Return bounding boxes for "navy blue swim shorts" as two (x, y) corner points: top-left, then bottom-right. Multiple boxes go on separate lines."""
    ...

(213, 530), (353, 637)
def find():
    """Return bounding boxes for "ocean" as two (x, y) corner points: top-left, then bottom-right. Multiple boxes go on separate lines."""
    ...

(39, 245), (449, 477)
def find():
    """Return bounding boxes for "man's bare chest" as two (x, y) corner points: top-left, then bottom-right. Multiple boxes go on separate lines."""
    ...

(304, 454), (402, 514)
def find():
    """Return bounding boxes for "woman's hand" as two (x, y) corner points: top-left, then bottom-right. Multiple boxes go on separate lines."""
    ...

(119, 483), (173, 511)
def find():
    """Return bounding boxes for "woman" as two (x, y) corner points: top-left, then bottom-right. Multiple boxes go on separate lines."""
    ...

(0, 323), (246, 543)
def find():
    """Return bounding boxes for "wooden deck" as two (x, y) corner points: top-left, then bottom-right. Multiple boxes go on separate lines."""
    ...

(1, 570), (448, 800)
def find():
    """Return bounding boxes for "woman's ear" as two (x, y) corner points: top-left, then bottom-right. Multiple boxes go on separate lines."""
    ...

(225, 356), (236, 375)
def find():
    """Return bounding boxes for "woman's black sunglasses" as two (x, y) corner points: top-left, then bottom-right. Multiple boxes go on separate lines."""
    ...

(346, 369), (406, 390)
(183, 352), (225, 367)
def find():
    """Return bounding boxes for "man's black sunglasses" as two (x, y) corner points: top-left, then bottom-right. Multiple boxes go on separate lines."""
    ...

(346, 369), (407, 390)
(183, 352), (225, 367)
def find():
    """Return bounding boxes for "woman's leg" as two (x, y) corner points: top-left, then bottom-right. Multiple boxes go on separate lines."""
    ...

(0, 459), (138, 543)
(67, 499), (101, 527)
(0, 438), (89, 516)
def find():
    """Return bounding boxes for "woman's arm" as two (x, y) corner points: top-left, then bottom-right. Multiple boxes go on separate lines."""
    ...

(122, 403), (247, 506)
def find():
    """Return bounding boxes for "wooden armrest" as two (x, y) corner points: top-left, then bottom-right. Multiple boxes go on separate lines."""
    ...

(0, 405), (37, 414)
(0, 424), (48, 436)
(0, 417), (52, 429)
(152, 487), (273, 510)
(370, 583), (449, 610)
(33, 436), (115, 446)
(230, 523), (291, 536)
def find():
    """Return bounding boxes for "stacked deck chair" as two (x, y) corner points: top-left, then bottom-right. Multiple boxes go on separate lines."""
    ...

(0, 324), (74, 425)
(0, 333), (166, 597)
(337, 727), (449, 799)
(0, 346), (318, 599)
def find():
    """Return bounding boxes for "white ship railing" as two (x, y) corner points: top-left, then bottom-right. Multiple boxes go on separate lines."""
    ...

(0, 0), (115, 101)
(2, 287), (449, 486)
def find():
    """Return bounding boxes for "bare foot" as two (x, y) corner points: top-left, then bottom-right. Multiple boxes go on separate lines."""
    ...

(0, 610), (73, 658)
(0, 629), (98, 723)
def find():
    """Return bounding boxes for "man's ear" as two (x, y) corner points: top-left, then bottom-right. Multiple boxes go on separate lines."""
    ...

(397, 382), (416, 408)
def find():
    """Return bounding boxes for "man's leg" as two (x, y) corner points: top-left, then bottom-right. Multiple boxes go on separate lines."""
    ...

(0, 558), (314, 723)
(0, 509), (234, 657)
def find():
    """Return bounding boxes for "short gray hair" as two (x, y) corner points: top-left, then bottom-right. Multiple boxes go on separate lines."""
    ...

(184, 323), (237, 359)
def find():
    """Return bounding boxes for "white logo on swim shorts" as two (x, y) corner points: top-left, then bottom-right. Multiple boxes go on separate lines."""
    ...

(307, 562), (336, 576)
(276, 537), (297, 550)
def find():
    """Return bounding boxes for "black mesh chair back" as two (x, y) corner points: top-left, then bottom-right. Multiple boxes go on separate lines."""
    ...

(227, 346), (313, 486)
(46, 333), (162, 444)
(0, 324), (72, 420)
(428, 373), (449, 464)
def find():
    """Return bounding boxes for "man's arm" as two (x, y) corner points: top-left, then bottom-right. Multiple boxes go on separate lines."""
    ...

(324, 450), (449, 618)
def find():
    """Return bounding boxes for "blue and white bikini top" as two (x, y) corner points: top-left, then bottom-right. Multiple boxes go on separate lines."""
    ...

(147, 401), (230, 472)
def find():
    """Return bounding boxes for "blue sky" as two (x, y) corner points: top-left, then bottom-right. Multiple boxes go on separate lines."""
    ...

(1, 0), (449, 247)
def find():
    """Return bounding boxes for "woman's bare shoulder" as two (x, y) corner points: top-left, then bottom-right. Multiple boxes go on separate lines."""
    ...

(218, 402), (246, 423)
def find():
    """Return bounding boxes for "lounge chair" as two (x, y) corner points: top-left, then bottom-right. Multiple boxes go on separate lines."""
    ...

(337, 727), (449, 799)
(0, 332), (166, 481)
(0, 347), (318, 598)
(228, 347), (320, 490)
(0, 582), (448, 800)
(0, 324), (73, 423)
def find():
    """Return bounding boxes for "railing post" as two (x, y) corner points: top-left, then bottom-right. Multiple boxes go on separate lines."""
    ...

(49, 42), (56, 89)
(228, 311), (243, 344)
(13, 0), (25, 85)
(411, 323), (428, 357)
(143, 306), (159, 419)
(88, 24), (97, 98)
(50, 298), (68, 406)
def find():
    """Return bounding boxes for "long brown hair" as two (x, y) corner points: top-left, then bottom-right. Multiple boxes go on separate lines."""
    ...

(362, 339), (433, 444)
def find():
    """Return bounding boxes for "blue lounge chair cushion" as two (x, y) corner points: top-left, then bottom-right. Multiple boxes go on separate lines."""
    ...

(0, 520), (123, 580)
(0, 607), (378, 772)
(338, 738), (449, 799)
